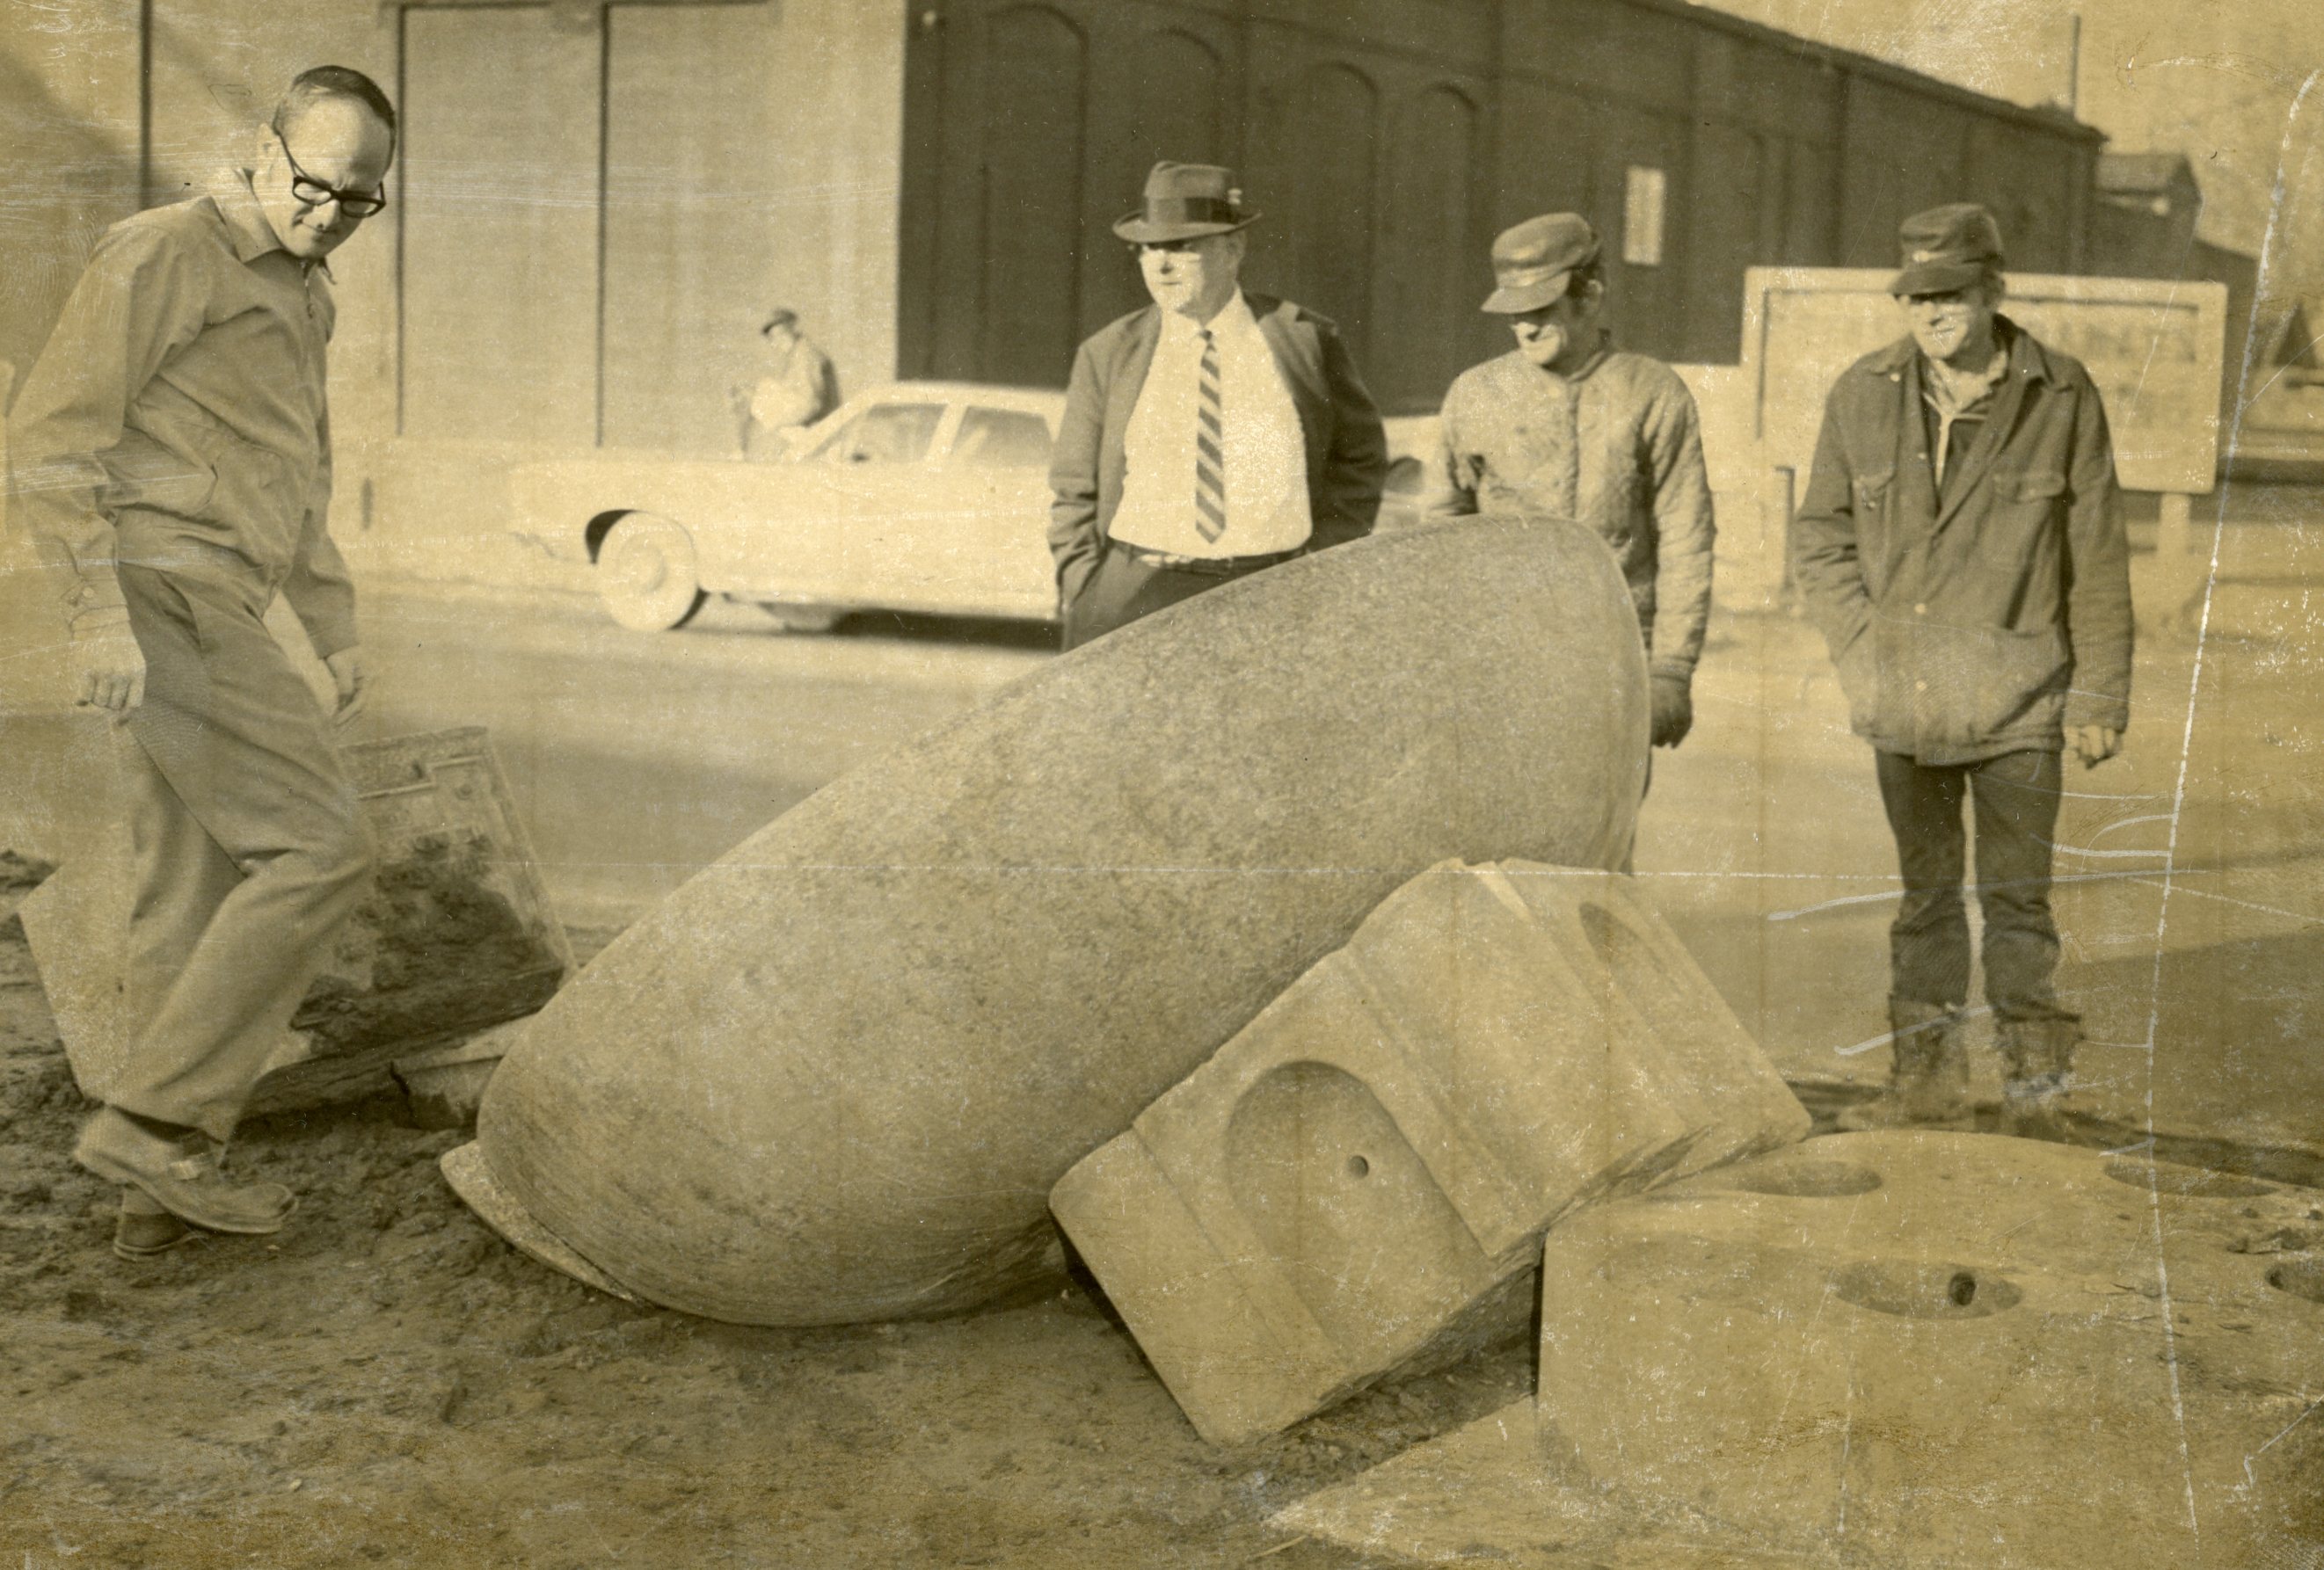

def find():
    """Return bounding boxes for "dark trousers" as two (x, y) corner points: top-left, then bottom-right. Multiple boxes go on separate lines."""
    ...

(1874, 747), (2072, 1023)
(112, 561), (376, 1141)
(1060, 544), (1293, 651)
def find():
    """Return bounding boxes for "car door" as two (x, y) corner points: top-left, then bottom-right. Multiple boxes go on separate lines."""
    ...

(923, 404), (1060, 617)
(718, 397), (950, 604)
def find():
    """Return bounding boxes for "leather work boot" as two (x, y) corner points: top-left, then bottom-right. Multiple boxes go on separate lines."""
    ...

(1998, 1017), (2082, 1143)
(113, 1187), (196, 1261)
(1836, 999), (1975, 1130)
(74, 1108), (296, 1236)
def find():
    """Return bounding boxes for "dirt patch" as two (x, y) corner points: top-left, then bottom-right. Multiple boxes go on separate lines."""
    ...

(296, 832), (565, 1056)
(0, 873), (1528, 1570)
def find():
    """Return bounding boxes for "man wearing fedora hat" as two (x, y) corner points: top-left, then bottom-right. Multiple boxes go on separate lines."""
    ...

(1791, 201), (2131, 1138)
(1047, 161), (1387, 648)
(1424, 214), (1716, 755)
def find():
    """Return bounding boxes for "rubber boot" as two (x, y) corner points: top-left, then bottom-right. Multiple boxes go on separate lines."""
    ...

(1998, 1017), (2081, 1143)
(1836, 999), (1975, 1130)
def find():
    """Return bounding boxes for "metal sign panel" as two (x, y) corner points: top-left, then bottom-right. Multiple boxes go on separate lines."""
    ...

(1741, 267), (2227, 495)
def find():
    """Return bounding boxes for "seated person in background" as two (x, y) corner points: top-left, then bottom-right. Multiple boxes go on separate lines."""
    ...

(733, 307), (840, 459)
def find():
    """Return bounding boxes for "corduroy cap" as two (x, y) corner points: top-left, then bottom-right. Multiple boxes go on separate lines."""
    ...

(1482, 214), (1601, 314)
(1890, 203), (2006, 295)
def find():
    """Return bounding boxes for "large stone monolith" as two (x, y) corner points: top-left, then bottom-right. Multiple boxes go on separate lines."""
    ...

(449, 514), (1650, 1324)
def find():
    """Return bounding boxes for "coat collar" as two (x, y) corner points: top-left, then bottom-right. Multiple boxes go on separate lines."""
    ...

(211, 166), (333, 279)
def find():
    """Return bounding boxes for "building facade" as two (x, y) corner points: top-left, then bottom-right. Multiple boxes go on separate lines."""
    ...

(4, 0), (2108, 536)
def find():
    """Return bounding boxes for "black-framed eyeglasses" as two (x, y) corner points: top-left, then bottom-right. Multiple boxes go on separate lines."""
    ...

(271, 116), (389, 219)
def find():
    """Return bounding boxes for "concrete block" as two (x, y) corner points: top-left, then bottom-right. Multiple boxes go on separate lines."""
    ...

(1051, 861), (1808, 1445)
(392, 1021), (525, 1130)
(459, 515), (1654, 1326)
(1534, 1132), (2324, 1566)
(22, 728), (570, 1117)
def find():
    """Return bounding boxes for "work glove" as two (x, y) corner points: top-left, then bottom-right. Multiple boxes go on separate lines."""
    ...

(1650, 672), (1694, 749)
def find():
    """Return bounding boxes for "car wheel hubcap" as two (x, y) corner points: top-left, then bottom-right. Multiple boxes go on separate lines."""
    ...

(616, 541), (667, 594)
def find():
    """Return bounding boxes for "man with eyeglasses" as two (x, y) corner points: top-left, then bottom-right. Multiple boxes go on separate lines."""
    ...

(1047, 161), (1386, 649)
(9, 66), (397, 1243)
(1791, 203), (2131, 1138)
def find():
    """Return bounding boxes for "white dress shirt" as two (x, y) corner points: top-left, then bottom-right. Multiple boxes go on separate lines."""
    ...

(1109, 291), (1312, 556)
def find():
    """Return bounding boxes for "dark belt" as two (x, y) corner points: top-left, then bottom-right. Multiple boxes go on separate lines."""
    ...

(1113, 542), (1306, 578)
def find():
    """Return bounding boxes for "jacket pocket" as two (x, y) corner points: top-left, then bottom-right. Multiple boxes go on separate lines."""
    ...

(2002, 469), (2068, 515)
(101, 429), (217, 519)
(1903, 617), (2070, 748)
(1853, 469), (1894, 511)
(1834, 621), (1882, 735)
(187, 422), (300, 525)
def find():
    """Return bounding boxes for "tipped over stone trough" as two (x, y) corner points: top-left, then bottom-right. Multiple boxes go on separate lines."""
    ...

(445, 514), (1650, 1325)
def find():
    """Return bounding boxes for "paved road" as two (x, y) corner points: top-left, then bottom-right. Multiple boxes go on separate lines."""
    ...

(3, 491), (2318, 1158)
(355, 584), (1056, 923)
(0, 578), (1053, 927)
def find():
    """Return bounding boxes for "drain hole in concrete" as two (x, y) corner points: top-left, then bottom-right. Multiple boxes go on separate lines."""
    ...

(1347, 1155), (1370, 1179)
(1833, 1260), (2022, 1319)
(2267, 1260), (2324, 1305)
(1726, 1160), (1883, 1198)
(2104, 1159), (2276, 1200)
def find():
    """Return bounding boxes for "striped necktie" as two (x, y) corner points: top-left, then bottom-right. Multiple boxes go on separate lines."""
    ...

(1195, 327), (1227, 543)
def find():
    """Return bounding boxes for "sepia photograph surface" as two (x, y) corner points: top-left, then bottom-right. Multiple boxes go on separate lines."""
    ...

(2, 0), (2320, 1564)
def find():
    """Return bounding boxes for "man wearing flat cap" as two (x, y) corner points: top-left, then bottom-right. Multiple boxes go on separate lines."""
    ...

(1425, 214), (1716, 757)
(1791, 201), (2131, 1138)
(1047, 161), (1387, 648)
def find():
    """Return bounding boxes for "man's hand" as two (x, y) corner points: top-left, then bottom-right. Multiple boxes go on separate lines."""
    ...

(69, 613), (145, 719)
(2067, 724), (2121, 768)
(1650, 673), (1694, 749)
(324, 646), (370, 727)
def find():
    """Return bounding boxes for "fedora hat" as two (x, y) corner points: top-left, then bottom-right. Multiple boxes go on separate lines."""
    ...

(1482, 214), (1601, 314)
(1890, 203), (2005, 295)
(1112, 162), (1259, 244)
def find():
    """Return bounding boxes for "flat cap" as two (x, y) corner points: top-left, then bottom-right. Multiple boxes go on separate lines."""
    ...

(1891, 203), (2005, 295)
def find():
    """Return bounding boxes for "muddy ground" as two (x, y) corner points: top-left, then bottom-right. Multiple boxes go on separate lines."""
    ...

(0, 852), (1545, 1570)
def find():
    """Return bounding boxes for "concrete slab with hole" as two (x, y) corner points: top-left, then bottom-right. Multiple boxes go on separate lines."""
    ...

(1275, 1132), (2324, 1566)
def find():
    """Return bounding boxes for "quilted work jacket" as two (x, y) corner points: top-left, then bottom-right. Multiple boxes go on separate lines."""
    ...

(1791, 318), (2131, 764)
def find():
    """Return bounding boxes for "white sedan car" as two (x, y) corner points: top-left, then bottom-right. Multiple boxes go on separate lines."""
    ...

(509, 382), (1434, 634)
(510, 382), (1067, 632)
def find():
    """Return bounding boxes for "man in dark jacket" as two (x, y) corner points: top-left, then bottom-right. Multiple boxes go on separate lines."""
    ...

(1792, 203), (2131, 1138)
(1047, 161), (1387, 649)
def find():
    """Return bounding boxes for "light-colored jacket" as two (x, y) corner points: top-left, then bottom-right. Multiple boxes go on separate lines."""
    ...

(7, 169), (354, 654)
(1424, 341), (1715, 680)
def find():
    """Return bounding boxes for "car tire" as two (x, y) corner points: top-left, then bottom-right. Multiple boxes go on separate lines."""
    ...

(597, 513), (706, 631)
(759, 604), (845, 635)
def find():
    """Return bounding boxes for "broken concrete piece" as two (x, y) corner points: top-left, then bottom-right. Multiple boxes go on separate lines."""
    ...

(394, 1021), (525, 1130)
(23, 728), (570, 1118)
(1534, 1133), (2324, 1566)
(458, 515), (1652, 1325)
(1274, 1141), (2324, 1566)
(1051, 861), (1808, 1444)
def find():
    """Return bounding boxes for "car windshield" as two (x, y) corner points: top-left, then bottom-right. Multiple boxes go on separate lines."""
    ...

(842, 403), (945, 464)
(951, 408), (1053, 468)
